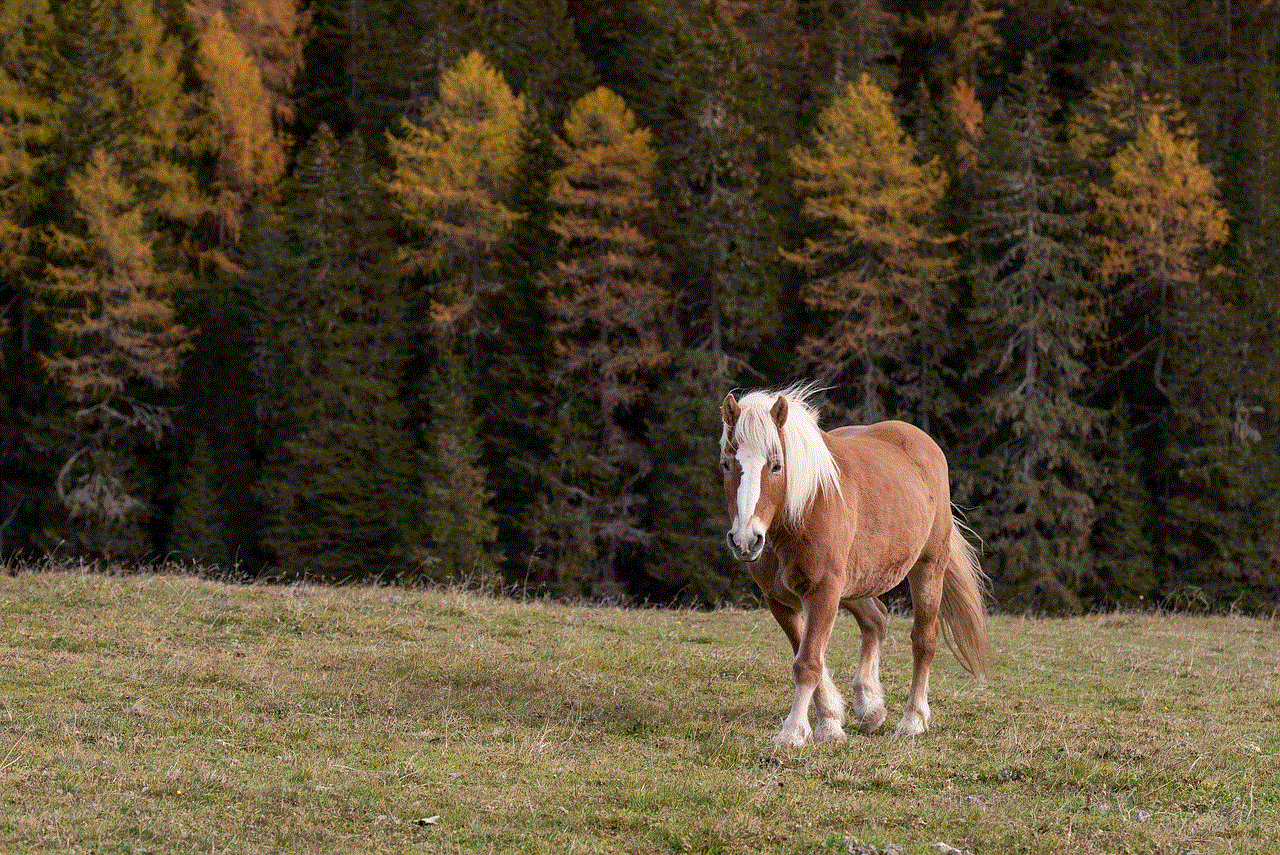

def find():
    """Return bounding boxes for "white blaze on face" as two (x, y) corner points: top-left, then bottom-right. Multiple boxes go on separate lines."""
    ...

(730, 448), (767, 551)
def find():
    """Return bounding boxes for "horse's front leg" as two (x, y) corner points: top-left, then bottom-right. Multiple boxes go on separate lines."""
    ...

(775, 583), (845, 747)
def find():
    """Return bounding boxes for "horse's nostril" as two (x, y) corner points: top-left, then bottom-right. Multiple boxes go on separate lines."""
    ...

(750, 532), (764, 553)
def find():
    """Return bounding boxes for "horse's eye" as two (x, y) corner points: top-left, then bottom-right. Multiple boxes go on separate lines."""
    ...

(721, 459), (731, 472)
(770, 460), (782, 474)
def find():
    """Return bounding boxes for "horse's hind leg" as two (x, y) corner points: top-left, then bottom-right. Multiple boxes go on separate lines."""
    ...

(845, 597), (888, 734)
(898, 561), (944, 737)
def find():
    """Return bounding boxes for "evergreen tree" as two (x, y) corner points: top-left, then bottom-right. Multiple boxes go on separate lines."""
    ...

(477, 0), (596, 122)
(963, 55), (1103, 613)
(297, 0), (478, 147)
(783, 74), (953, 424)
(168, 431), (230, 568)
(1217, 44), (1280, 606)
(641, 4), (783, 376)
(417, 354), (501, 586)
(254, 126), (421, 580)
(645, 348), (746, 604)
(480, 117), (562, 587)
(545, 86), (670, 598)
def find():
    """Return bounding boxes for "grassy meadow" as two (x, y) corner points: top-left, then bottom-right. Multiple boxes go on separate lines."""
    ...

(1, 567), (1278, 854)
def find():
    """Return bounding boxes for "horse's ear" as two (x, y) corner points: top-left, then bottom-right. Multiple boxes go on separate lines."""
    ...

(771, 395), (788, 430)
(721, 393), (740, 429)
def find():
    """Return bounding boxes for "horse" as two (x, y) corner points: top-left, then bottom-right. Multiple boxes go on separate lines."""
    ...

(719, 384), (990, 746)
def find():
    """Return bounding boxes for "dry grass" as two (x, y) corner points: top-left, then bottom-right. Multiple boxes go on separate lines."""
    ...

(2, 566), (1278, 853)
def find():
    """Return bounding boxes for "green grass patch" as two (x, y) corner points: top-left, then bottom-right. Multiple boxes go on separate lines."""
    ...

(2, 570), (1278, 853)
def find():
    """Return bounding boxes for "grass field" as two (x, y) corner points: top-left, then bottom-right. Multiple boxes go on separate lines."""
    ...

(2, 567), (1278, 854)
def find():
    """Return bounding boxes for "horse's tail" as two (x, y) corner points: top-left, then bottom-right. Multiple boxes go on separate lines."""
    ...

(939, 516), (992, 680)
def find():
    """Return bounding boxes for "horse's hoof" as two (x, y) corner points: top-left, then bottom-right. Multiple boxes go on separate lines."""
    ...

(771, 728), (809, 748)
(859, 706), (888, 735)
(893, 714), (928, 738)
(813, 721), (848, 743)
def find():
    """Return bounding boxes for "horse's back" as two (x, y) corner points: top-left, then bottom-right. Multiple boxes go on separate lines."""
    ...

(828, 420), (948, 483)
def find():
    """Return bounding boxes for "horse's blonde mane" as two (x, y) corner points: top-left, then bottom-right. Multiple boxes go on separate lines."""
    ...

(727, 384), (843, 526)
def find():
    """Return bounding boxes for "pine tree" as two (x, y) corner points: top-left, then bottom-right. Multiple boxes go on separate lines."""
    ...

(545, 86), (671, 598)
(783, 74), (953, 424)
(254, 127), (421, 580)
(963, 55), (1103, 613)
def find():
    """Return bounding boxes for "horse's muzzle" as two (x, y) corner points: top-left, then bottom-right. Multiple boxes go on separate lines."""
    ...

(726, 530), (764, 562)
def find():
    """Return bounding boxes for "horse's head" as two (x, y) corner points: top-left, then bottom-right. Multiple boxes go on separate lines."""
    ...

(720, 392), (789, 562)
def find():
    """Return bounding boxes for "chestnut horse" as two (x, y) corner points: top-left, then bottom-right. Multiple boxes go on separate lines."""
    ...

(720, 385), (990, 745)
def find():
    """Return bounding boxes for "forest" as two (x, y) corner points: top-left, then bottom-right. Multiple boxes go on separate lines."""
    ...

(2, 0), (1279, 613)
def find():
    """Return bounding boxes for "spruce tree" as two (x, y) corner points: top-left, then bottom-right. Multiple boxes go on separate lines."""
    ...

(641, 4), (783, 375)
(964, 55), (1103, 613)
(417, 354), (500, 587)
(254, 127), (421, 580)
(645, 349), (747, 604)
(481, 117), (561, 588)
(168, 431), (230, 569)
(1216, 47), (1280, 606)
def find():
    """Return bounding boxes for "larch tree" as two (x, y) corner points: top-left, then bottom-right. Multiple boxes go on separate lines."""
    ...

(1094, 112), (1229, 404)
(39, 148), (192, 553)
(901, 0), (1004, 90)
(188, 0), (308, 244)
(964, 55), (1104, 613)
(386, 49), (527, 362)
(783, 73), (953, 424)
(1093, 109), (1237, 600)
(385, 50), (515, 586)
(544, 86), (670, 598)
(0, 0), (58, 549)
(34, 0), (211, 554)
